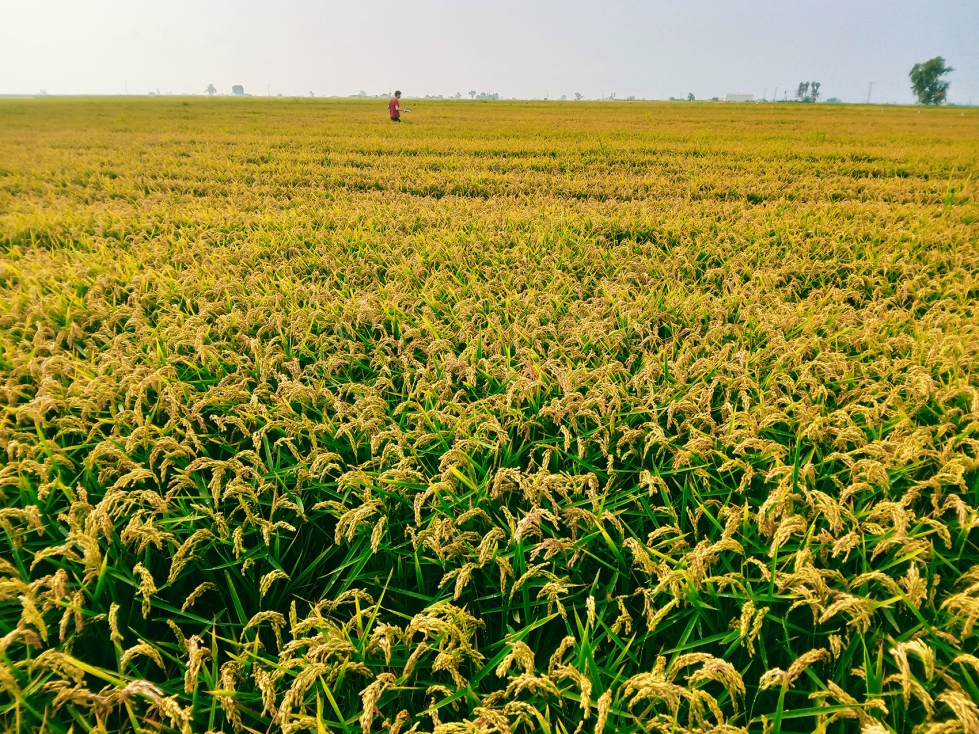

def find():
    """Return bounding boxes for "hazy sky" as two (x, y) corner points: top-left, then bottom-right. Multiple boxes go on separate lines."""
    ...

(2, 0), (977, 103)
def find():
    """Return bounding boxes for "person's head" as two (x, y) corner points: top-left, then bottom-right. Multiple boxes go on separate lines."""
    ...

(394, 91), (401, 98)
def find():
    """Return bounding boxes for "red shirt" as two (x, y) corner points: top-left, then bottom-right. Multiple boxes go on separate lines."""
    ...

(388, 97), (400, 118)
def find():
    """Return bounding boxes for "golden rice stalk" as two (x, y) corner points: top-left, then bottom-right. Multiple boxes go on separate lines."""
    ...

(30, 649), (85, 684)
(899, 563), (928, 609)
(167, 528), (216, 583)
(120, 641), (166, 670)
(108, 602), (124, 645)
(219, 660), (244, 729)
(496, 641), (536, 678)
(371, 515), (387, 554)
(0, 557), (19, 577)
(942, 582), (979, 638)
(18, 593), (48, 643)
(183, 634), (211, 694)
(402, 641), (430, 678)
(181, 581), (218, 612)
(829, 635), (843, 658)
(937, 691), (979, 733)
(259, 570), (289, 598)
(243, 610), (287, 649)
(623, 538), (658, 575)
(133, 562), (156, 618)
(547, 635), (576, 674)
(769, 515), (808, 557)
(152, 694), (194, 734)
(760, 648), (831, 690)
(551, 663), (592, 719)
(621, 671), (684, 715)
(685, 655), (746, 704)
(368, 623), (404, 665)
(504, 673), (560, 698)
(253, 665), (279, 717)
(58, 590), (84, 642)
(611, 596), (633, 636)
(818, 594), (875, 632)
(433, 648), (469, 687)
(0, 663), (20, 697)
(439, 563), (478, 601)
(476, 528), (506, 564)
(360, 672), (396, 733)
(889, 640), (936, 708)
(386, 709), (411, 734)
(167, 619), (187, 649)
(334, 497), (383, 544)
(594, 690), (613, 734)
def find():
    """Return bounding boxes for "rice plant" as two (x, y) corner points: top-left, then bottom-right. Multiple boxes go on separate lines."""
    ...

(1, 97), (978, 733)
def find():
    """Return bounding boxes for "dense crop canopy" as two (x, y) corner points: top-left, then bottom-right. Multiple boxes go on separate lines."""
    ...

(1, 98), (978, 733)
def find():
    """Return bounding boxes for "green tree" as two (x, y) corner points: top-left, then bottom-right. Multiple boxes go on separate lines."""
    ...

(687, 93), (695, 101)
(231, 85), (244, 96)
(205, 84), (217, 96)
(910, 57), (954, 105)
(795, 81), (821, 103)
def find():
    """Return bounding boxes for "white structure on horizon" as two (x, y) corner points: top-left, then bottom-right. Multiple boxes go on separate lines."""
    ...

(725, 93), (754, 102)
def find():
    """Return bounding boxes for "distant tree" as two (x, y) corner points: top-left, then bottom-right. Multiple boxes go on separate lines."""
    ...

(455, 92), (462, 99)
(309, 91), (315, 97)
(206, 84), (217, 96)
(795, 82), (820, 103)
(560, 94), (566, 100)
(469, 90), (477, 99)
(232, 85), (244, 96)
(687, 93), (695, 101)
(910, 57), (954, 105)
(574, 92), (583, 101)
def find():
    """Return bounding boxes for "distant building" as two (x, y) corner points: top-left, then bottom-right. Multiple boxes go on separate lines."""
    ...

(725, 93), (754, 102)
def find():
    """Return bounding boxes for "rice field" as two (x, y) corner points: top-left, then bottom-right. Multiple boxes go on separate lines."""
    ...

(1, 97), (978, 734)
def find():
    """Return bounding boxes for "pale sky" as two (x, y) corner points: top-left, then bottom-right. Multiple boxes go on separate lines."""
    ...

(2, 0), (977, 104)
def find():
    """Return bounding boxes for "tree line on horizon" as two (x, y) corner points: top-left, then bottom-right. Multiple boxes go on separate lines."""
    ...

(199, 58), (956, 105)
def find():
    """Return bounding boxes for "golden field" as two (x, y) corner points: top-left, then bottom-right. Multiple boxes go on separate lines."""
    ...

(1, 97), (978, 733)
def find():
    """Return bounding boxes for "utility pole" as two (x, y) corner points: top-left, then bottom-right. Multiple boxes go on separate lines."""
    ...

(267, 84), (271, 97)
(124, 81), (128, 95)
(867, 82), (874, 104)
(773, 87), (778, 103)
(763, 88), (767, 101)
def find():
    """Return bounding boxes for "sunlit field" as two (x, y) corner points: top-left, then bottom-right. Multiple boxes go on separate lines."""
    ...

(1, 97), (978, 733)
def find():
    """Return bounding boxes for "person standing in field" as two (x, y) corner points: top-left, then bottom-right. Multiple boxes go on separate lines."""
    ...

(389, 91), (410, 122)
